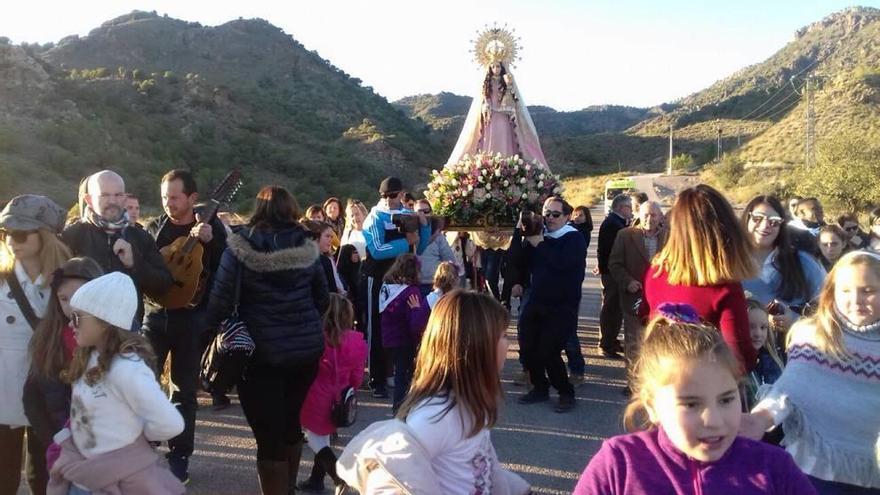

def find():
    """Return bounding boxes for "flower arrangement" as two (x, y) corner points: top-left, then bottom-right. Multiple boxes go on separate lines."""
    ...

(424, 153), (563, 227)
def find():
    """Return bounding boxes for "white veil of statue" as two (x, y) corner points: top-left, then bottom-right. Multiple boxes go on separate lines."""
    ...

(445, 27), (550, 171)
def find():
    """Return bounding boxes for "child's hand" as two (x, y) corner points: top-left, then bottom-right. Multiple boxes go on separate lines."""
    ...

(739, 411), (774, 440)
(407, 293), (421, 309)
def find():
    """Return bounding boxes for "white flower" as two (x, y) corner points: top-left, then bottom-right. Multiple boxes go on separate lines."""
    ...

(521, 193), (528, 199)
(468, 184), (473, 192)
(553, 186), (562, 194)
(538, 180), (544, 188)
(477, 174), (485, 183)
(503, 180), (510, 187)
(539, 173), (545, 180)
(486, 191), (492, 198)
(520, 177), (527, 184)
(525, 164), (531, 171)
(494, 169), (501, 177)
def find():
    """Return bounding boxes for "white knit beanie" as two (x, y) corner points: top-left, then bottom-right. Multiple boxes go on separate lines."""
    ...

(70, 272), (138, 331)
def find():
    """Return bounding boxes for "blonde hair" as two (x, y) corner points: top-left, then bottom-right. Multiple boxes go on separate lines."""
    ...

(652, 185), (756, 286)
(63, 325), (156, 386)
(623, 315), (742, 432)
(432, 261), (458, 293)
(323, 293), (354, 348)
(344, 199), (368, 231)
(745, 299), (785, 371)
(396, 290), (508, 437)
(0, 229), (72, 287)
(791, 251), (880, 361)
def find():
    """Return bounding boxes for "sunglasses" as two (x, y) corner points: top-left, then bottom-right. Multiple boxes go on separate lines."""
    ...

(70, 311), (99, 328)
(416, 209), (431, 214)
(543, 211), (563, 218)
(748, 212), (783, 228)
(0, 230), (37, 243)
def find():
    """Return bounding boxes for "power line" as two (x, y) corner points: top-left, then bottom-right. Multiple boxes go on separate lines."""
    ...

(739, 57), (823, 120)
(749, 83), (805, 121)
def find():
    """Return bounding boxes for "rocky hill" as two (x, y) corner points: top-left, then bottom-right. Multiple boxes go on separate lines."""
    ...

(397, 7), (880, 176)
(0, 11), (443, 208)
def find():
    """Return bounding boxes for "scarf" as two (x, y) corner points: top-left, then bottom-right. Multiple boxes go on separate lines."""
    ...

(379, 284), (408, 313)
(85, 206), (129, 236)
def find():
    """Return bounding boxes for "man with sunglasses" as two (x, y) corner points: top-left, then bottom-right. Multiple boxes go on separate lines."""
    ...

(516, 197), (586, 413)
(596, 194), (633, 359)
(836, 213), (870, 250)
(61, 170), (172, 325)
(361, 177), (431, 398)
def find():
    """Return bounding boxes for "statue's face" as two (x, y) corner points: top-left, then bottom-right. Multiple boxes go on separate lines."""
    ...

(491, 62), (502, 76)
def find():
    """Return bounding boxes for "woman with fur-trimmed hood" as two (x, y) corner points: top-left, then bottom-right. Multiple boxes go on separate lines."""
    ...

(205, 185), (329, 495)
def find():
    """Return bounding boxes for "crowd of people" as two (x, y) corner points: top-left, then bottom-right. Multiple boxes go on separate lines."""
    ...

(0, 168), (878, 494)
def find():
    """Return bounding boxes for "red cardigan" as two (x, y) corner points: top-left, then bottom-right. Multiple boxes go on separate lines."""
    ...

(643, 265), (757, 371)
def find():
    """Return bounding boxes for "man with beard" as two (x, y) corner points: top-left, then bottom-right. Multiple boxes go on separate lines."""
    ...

(143, 169), (227, 485)
(61, 170), (172, 324)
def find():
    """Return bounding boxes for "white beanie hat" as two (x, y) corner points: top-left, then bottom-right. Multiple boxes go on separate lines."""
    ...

(70, 272), (138, 331)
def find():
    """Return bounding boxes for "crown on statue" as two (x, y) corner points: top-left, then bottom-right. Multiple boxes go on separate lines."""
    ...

(471, 24), (522, 68)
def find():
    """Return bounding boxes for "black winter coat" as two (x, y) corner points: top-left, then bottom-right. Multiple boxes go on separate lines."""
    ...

(22, 374), (70, 447)
(61, 221), (173, 325)
(205, 224), (329, 367)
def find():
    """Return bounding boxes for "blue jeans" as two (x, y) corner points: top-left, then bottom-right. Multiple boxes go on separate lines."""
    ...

(564, 328), (586, 376)
(68, 484), (91, 495)
(388, 345), (416, 413)
(481, 249), (504, 299)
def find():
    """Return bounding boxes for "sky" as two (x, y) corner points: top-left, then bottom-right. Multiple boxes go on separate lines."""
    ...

(2, 1), (877, 111)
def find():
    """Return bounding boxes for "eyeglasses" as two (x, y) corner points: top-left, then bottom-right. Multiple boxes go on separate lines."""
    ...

(0, 230), (37, 243)
(416, 209), (431, 214)
(70, 311), (100, 328)
(748, 212), (783, 228)
(543, 211), (563, 218)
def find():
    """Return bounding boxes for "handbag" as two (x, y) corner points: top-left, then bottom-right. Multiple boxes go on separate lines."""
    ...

(199, 261), (255, 394)
(330, 345), (358, 428)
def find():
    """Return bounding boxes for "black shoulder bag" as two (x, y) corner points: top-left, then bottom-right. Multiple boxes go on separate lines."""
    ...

(199, 261), (255, 393)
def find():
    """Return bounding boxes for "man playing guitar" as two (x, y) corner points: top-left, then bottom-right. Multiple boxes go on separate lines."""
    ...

(143, 169), (228, 485)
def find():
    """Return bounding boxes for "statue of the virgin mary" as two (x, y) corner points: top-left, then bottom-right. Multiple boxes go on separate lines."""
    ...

(446, 25), (550, 170)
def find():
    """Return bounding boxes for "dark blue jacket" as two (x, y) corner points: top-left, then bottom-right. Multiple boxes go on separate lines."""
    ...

(524, 227), (587, 309)
(205, 223), (329, 367)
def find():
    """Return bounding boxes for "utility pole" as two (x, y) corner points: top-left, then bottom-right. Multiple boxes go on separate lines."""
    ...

(716, 126), (722, 163)
(804, 77), (816, 167)
(667, 123), (673, 175)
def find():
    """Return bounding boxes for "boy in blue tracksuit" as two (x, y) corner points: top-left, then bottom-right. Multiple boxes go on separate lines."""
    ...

(361, 177), (431, 397)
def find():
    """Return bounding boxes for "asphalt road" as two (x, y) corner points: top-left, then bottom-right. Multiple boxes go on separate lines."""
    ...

(19, 209), (625, 494)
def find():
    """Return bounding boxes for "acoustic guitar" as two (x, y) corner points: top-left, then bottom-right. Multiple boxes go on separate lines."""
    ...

(154, 170), (242, 309)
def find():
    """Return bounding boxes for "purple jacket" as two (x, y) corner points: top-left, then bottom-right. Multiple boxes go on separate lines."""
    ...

(573, 428), (816, 495)
(380, 285), (429, 348)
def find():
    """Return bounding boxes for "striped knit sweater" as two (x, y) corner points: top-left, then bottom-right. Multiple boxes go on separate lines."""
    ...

(755, 315), (880, 488)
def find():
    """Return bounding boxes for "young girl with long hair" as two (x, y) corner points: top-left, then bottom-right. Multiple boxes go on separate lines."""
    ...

(340, 199), (368, 259)
(380, 253), (430, 413)
(427, 261), (458, 309)
(743, 299), (784, 410)
(0, 194), (71, 495)
(644, 184), (758, 370)
(574, 304), (816, 494)
(297, 294), (367, 493)
(23, 257), (103, 453)
(742, 251), (880, 493)
(337, 290), (530, 494)
(50, 272), (184, 494)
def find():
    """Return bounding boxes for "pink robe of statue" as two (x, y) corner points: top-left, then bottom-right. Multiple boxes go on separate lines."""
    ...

(446, 66), (549, 170)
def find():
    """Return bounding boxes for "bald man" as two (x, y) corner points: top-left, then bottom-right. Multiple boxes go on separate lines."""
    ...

(607, 201), (666, 393)
(62, 170), (172, 324)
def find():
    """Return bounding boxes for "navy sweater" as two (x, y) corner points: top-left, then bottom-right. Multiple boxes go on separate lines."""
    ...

(524, 229), (587, 309)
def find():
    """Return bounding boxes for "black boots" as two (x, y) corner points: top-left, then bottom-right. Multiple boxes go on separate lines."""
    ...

(296, 447), (345, 493)
(256, 460), (288, 495)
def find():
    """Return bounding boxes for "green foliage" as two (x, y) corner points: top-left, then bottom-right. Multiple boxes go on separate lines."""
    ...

(713, 155), (745, 188)
(670, 153), (694, 172)
(794, 132), (880, 212)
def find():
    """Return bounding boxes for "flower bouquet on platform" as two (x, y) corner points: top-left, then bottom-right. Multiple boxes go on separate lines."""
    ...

(425, 152), (563, 231)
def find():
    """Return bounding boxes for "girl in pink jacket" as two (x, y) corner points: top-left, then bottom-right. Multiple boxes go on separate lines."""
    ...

(298, 293), (368, 493)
